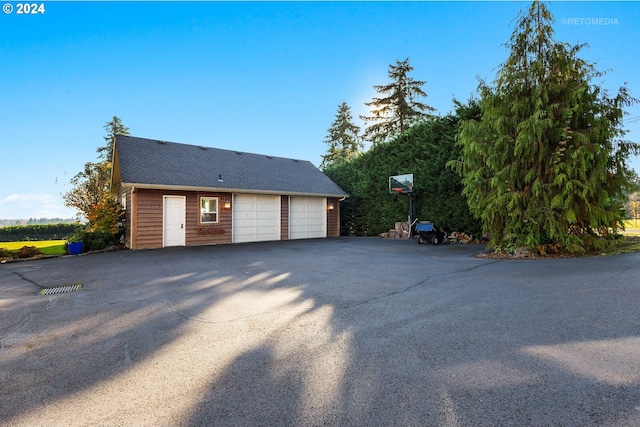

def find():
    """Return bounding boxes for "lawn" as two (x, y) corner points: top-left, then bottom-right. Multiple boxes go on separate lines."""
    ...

(0, 240), (67, 255)
(622, 219), (640, 236)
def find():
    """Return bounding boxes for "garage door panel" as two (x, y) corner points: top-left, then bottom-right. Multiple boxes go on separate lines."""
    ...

(233, 194), (280, 243)
(290, 197), (326, 240)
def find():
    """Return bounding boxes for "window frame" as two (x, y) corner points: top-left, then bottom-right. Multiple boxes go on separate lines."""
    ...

(199, 196), (219, 224)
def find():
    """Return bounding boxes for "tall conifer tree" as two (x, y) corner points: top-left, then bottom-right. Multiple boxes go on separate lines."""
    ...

(63, 116), (130, 220)
(321, 102), (362, 169)
(454, 1), (639, 253)
(98, 116), (130, 162)
(361, 58), (434, 145)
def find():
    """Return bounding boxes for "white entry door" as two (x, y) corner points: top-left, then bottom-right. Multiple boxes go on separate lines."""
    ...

(233, 194), (280, 243)
(163, 196), (186, 247)
(290, 197), (326, 239)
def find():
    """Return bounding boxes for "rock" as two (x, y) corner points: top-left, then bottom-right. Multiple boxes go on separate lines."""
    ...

(514, 247), (532, 258)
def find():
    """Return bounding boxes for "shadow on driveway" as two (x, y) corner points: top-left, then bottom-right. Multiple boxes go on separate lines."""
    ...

(1, 237), (639, 426)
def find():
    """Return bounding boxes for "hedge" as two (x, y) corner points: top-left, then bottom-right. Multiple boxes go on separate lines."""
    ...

(324, 108), (482, 237)
(0, 223), (83, 242)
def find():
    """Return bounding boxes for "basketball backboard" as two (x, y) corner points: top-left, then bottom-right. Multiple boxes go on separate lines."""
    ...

(389, 173), (414, 194)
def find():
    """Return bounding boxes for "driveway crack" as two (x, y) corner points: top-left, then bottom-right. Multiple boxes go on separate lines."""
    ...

(342, 259), (503, 309)
(0, 298), (57, 349)
(6, 269), (45, 290)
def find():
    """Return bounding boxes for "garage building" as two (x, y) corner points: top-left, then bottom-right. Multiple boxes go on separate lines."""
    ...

(110, 135), (347, 249)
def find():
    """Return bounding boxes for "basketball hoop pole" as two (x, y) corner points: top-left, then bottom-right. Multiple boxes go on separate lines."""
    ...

(389, 173), (416, 238)
(408, 193), (415, 238)
(392, 189), (415, 238)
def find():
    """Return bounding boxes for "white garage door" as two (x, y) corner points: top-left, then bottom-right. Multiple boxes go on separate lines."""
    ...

(290, 197), (326, 240)
(233, 194), (280, 243)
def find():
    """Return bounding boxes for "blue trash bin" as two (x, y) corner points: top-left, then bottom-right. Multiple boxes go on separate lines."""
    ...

(68, 242), (83, 255)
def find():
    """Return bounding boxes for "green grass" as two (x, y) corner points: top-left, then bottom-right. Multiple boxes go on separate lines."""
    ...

(605, 236), (640, 255)
(622, 219), (640, 236)
(0, 240), (67, 255)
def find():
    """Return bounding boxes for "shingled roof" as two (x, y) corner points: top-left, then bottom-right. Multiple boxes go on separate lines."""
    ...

(112, 135), (347, 197)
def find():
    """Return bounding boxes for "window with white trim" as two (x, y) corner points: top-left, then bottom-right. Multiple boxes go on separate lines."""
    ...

(200, 197), (218, 223)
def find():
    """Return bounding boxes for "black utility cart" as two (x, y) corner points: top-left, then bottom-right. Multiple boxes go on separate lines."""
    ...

(415, 222), (447, 245)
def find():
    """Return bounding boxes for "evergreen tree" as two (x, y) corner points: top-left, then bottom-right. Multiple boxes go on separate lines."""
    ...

(63, 116), (130, 220)
(453, 1), (639, 254)
(98, 116), (130, 162)
(361, 58), (435, 145)
(321, 102), (362, 169)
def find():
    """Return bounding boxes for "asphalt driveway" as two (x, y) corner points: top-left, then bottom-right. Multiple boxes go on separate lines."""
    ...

(1, 237), (639, 426)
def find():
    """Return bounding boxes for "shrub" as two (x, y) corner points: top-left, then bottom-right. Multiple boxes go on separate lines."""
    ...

(67, 231), (86, 243)
(15, 246), (44, 259)
(68, 230), (120, 252)
(64, 198), (124, 253)
(87, 198), (125, 235)
(83, 231), (119, 251)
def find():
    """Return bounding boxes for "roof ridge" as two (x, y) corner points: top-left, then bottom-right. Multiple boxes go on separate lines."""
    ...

(116, 135), (311, 164)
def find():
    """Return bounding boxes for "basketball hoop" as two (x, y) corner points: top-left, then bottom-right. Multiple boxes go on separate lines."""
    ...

(389, 174), (413, 195)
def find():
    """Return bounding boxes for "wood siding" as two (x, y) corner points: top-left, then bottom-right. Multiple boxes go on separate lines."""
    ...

(127, 189), (342, 249)
(133, 189), (163, 249)
(131, 189), (232, 249)
(188, 192), (233, 246)
(327, 197), (340, 237)
(280, 195), (289, 240)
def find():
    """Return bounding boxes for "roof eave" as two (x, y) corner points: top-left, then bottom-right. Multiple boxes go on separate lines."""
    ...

(119, 182), (348, 198)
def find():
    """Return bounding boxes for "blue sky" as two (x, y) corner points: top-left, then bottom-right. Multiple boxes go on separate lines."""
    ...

(1, 1), (639, 219)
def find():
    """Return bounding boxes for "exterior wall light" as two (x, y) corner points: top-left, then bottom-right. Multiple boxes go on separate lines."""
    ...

(327, 202), (335, 211)
(223, 199), (231, 209)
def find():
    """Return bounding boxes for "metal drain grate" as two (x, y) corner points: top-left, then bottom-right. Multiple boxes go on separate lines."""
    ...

(39, 284), (83, 295)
